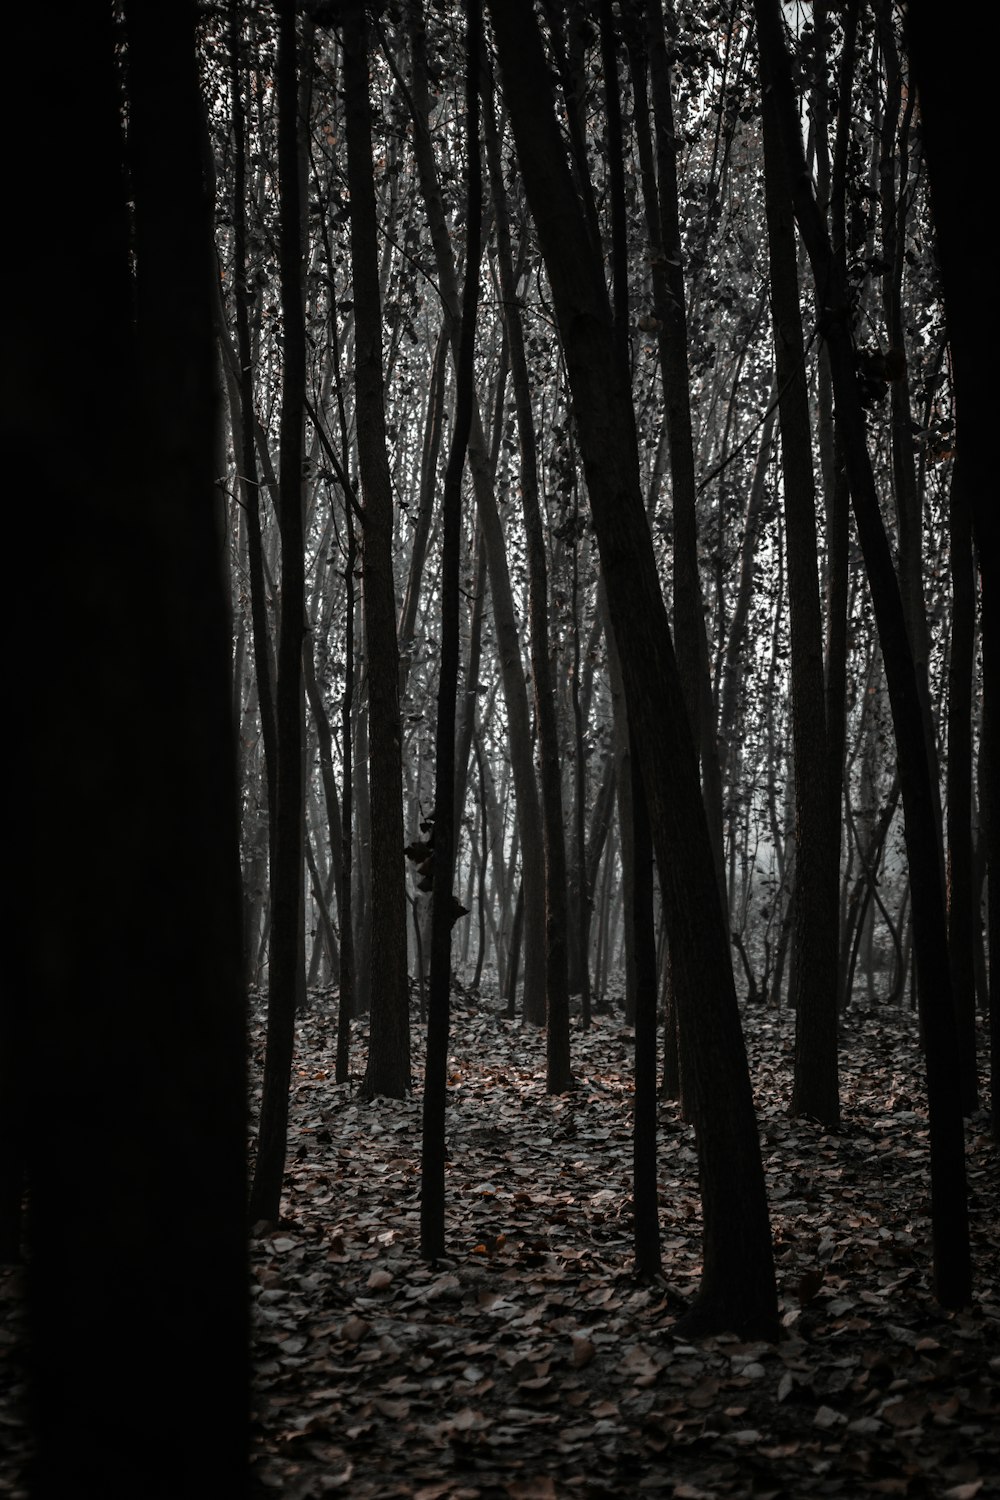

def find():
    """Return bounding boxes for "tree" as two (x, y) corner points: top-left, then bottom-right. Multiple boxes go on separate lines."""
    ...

(754, 0), (971, 1307)
(12, 2), (249, 1489)
(342, 2), (411, 1100)
(489, 0), (778, 1339)
(758, 39), (840, 1126)
(249, 0), (309, 1224)
(905, 0), (997, 1140)
(420, 0), (482, 1260)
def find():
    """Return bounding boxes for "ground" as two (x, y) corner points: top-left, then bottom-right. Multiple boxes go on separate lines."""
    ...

(244, 990), (999, 1499)
(1, 992), (997, 1498)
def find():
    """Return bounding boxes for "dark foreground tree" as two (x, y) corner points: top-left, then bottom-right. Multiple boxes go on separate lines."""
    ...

(905, 1), (997, 1141)
(12, 3), (248, 1493)
(489, 0), (778, 1340)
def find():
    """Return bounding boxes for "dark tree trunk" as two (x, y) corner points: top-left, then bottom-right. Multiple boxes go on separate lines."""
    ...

(14, 3), (248, 1489)
(343, 4), (411, 1099)
(635, 0), (726, 894)
(484, 83), (572, 1091)
(420, 0), (481, 1260)
(228, 0), (278, 849)
(905, 3), (997, 1140)
(248, 0), (308, 1227)
(405, 0), (548, 1029)
(631, 731), (662, 1278)
(755, 0), (971, 1307)
(946, 464), (979, 1113)
(759, 56), (840, 1127)
(490, 0), (777, 1340)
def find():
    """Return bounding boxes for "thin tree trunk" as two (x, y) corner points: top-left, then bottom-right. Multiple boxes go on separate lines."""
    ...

(485, 80), (572, 1089)
(420, 0), (481, 1260)
(760, 58), (840, 1126)
(249, 0), (308, 1225)
(947, 462), (978, 1112)
(755, 0), (971, 1307)
(344, 5), (410, 1099)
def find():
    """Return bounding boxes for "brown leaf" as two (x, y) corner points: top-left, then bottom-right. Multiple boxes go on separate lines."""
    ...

(571, 1335), (596, 1369)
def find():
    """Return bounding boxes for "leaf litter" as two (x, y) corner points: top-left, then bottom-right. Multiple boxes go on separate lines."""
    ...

(1, 992), (997, 1499)
(242, 992), (999, 1498)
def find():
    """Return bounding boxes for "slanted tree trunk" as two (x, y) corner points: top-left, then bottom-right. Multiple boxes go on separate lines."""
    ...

(484, 85), (572, 1091)
(403, 0), (547, 1027)
(947, 463), (978, 1113)
(759, 54), (840, 1127)
(490, 0), (777, 1339)
(755, 0), (971, 1307)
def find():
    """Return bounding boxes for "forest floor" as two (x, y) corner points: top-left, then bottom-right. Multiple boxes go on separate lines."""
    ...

(241, 989), (1000, 1500)
(2, 991), (998, 1498)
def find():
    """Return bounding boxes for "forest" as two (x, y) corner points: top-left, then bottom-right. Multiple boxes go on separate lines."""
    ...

(3, 0), (997, 1496)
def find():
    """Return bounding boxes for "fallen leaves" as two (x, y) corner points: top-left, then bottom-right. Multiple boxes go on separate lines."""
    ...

(231, 996), (1000, 1497)
(3, 997), (997, 1500)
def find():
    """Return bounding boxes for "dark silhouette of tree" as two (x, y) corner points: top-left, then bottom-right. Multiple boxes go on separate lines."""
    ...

(12, 1), (249, 1489)
(905, 0), (997, 1141)
(249, 0), (309, 1225)
(759, 42), (840, 1127)
(489, 0), (778, 1340)
(754, 0), (971, 1307)
(342, 2), (411, 1101)
(420, 0), (482, 1261)
(484, 77), (573, 1093)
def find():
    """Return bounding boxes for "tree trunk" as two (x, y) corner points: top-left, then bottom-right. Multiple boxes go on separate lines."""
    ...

(490, 0), (777, 1339)
(485, 83), (572, 1090)
(16, 3), (248, 1486)
(343, 5), (411, 1099)
(249, 0), (308, 1225)
(759, 60), (840, 1126)
(947, 462), (979, 1113)
(420, 0), (481, 1260)
(755, 0), (971, 1307)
